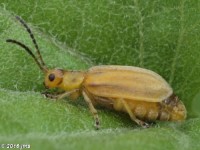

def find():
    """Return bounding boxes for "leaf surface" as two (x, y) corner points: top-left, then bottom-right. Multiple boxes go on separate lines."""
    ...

(0, 1), (200, 150)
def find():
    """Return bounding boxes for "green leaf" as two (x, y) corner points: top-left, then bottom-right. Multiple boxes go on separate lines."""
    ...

(0, 1), (200, 150)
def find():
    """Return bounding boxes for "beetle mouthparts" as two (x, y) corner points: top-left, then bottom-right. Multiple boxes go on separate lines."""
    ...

(43, 82), (49, 89)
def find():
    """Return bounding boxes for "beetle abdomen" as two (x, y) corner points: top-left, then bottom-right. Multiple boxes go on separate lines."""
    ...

(92, 94), (186, 122)
(123, 94), (186, 121)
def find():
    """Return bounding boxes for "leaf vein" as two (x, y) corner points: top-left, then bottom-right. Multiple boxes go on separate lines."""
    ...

(169, 0), (185, 84)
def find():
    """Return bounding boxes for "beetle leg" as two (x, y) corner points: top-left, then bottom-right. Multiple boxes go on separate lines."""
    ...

(82, 91), (100, 130)
(121, 99), (150, 128)
(44, 89), (79, 100)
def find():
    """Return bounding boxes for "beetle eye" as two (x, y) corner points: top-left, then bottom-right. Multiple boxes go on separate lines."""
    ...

(48, 74), (55, 81)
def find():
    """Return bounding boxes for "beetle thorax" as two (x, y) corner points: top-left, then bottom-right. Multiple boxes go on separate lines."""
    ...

(57, 71), (85, 91)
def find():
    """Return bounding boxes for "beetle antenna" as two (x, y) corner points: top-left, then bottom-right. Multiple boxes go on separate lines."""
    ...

(15, 16), (46, 67)
(6, 39), (47, 73)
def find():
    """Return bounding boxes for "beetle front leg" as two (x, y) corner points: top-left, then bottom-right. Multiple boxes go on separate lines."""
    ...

(121, 99), (150, 128)
(82, 91), (100, 130)
(43, 89), (79, 100)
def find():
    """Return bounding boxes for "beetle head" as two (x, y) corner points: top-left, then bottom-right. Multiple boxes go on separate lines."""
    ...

(44, 69), (64, 89)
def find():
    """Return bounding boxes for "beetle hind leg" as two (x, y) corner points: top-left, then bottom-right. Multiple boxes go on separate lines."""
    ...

(121, 100), (150, 128)
(82, 91), (100, 130)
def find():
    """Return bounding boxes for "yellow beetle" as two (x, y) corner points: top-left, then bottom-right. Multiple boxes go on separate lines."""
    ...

(6, 16), (186, 129)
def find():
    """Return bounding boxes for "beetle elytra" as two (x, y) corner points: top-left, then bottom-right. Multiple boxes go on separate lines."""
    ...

(6, 16), (186, 129)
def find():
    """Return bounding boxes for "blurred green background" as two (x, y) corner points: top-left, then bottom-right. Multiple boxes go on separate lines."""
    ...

(0, 0), (200, 150)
